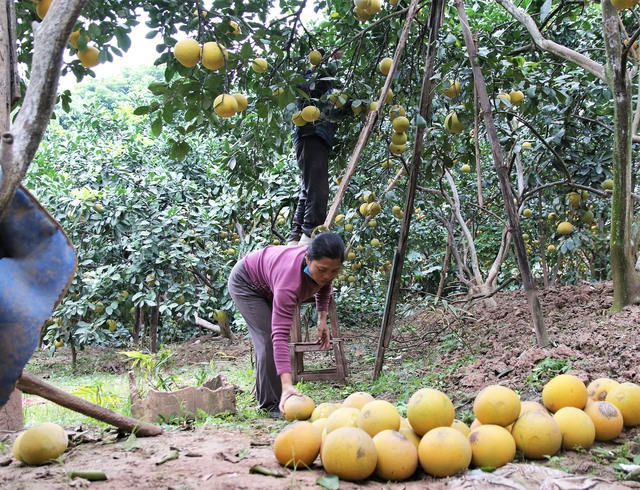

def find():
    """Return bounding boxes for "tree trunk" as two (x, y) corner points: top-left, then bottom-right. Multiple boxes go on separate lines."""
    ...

(601, 1), (640, 311)
(0, 0), (87, 218)
(455, 0), (548, 347)
(373, 0), (445, 380)
(437, 234), (452, 298)
(149, 303), (159, 353)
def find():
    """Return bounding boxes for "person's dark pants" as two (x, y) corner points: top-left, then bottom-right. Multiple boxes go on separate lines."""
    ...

(227, 260), (281, 413)
(289, 135), (330, 242)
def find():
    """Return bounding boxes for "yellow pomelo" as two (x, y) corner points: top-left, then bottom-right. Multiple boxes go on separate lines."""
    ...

(325, 407), (360, 433)
(587, 378), (619, 402)
(373, 430), (418, 481)
(365, 0), (382, 14)
(547, 245), (556, 253)
(399, 427), (421, 450)
(321, 427), (377, 481)
(444, 112), (464, 133)
(461, 164), (471, 173)
(381, 88), (393, 104)
(12, 432), (25, 462)
(367, 201), (382, 217)
(391, 132), (407, 146)
(542, 374), (588, 412)
(444, 79), (461, 98)
(173, 38), (201, 67)
(343, 391), (374, 409)
(468, 424), (516, 468)
(583, 401), (624, 441)
(450, 419), (471, 437)
(201, 42), (227, 70)
(389, 104), (406, 119)
(77, 46), (100, 68)
(213, 94), (238, 118)
(497, 93), (511, 106)
(357, 400), (401, 437)
(273, 421), (321, 468)
(284, 394), (316, 421)
(312, 417), (329, 436)
(228, 20), (241, 34)
(251, 57), (268, 73)
(232, 93), (248, 112)
(301, 105), (320, 122)
(36, 0), (52, 20)
(603, 179), (614, 190)
(473, 385), (521, 427)
(392, 116), (410, 133)
(523, 208), (533, 218)
(389, 143), (406, 155)
(16, 423), (68, 465)
(311, 402), (338, 421)
(566, 191), (581, 207)
(418, 427), (471, 477)
(379, 57), (393, 75)
(611, 0), (639, 9)
(511, 411), (562, 459)
(69, 29), (89, 50)
(519, 400), (548, 416)
(606, 382), (640, 426)
(552, 407), (595, 451)
(509, 90), (525, 106)
(308, 49), (322, 66)
(292, 111), (307, 127)
(407, 388), (455, 436)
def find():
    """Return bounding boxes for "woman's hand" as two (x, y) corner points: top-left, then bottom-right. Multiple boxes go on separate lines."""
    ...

(317, 311), (331, 350)
(279, 373), (301, 413)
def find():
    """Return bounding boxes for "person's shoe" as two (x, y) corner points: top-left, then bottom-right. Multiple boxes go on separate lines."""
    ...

(268, 409), (282, 419)
(299, 233), (312, 245)
(286, 240), (299, 246)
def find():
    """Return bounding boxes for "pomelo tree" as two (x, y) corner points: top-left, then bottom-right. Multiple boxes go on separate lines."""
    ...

(494, 0), (640, 310)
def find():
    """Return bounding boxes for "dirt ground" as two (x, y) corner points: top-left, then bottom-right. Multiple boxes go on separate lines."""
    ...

(1, 281), (640, 489)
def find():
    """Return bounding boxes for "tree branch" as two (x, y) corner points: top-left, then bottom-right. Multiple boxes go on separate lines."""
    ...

(495, 0), (605, 81)
(0, 0), (87, 219)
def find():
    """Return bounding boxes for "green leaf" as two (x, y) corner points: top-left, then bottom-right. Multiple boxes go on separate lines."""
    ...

(151, 117), (163, 136)
(133, 106), (151, 116)
(114, 27), (131, 51)
(316, 475), (339, 490)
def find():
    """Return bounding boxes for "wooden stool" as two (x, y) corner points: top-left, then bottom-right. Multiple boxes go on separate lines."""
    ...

(290, 296), (348, 384)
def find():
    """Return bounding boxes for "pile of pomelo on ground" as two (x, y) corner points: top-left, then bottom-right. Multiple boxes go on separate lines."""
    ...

(274, 375), (640, 482)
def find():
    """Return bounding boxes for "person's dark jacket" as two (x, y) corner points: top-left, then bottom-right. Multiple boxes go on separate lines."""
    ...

(294, 63), (344, 148)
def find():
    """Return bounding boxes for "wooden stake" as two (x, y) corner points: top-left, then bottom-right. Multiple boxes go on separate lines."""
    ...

(16, 371), (163, 437)
(373, 0), (445, 380)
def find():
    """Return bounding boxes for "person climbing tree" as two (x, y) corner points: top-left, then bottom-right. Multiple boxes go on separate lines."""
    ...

(288, 49), (346, 246)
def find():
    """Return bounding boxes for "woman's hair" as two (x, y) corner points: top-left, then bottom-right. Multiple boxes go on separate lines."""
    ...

(307, 232), (346, 262)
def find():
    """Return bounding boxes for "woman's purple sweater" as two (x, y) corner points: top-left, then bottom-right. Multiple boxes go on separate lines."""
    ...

(242, 245), (332, 375)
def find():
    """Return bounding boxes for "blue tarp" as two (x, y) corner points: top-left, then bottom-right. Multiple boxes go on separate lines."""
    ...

(0, 187), (76, 406)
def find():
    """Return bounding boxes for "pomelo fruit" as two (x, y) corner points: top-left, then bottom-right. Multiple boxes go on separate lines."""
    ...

(511, 411), (562, 459)
(468, 424), (516, 468)
(418, 427), (471, 477)
(552, 406), (595, 451)
(473, 385), (521, 427)
(357, 400), (401, 437)
(407, 388), (454, 436)
(373, 430), (418, 481)
(583, 401), (624, 441)
(321, 427), (377, 481)
(606, 382), (640, 426)
(542, 374), (588, 412)
(283, 394), (315, 421)
(273, 421), (321, 468)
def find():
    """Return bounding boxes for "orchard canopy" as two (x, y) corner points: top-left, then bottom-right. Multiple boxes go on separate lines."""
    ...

(1, 0), (639, 352)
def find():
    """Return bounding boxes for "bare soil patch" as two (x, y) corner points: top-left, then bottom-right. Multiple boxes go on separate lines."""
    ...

(1, 281), (639, 489)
